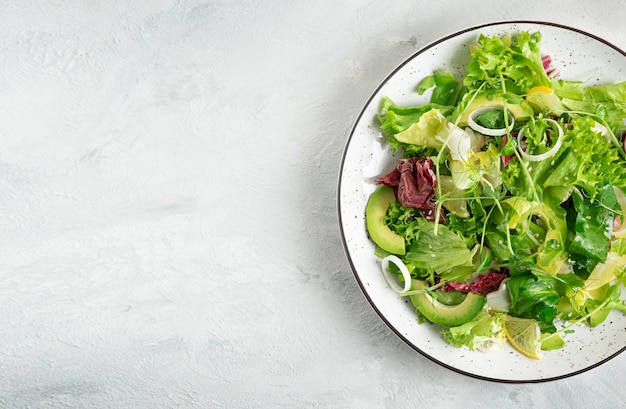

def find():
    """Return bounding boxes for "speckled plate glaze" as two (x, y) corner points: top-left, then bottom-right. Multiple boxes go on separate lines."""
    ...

(338, 21), (626, 383)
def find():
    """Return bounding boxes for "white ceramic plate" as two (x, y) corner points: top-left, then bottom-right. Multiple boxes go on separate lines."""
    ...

(338, 21), (626, 382)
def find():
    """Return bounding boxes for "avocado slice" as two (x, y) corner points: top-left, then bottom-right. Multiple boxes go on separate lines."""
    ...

(409, 279), (485, 326)
(501, 197), (568, 274)
(365, 185), (405, 255)
(525, 86), (565, 116)
(456, 94), (533, 126)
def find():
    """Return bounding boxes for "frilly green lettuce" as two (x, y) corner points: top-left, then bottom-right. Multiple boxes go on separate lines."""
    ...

(465, 31), (550, 95)
(441, 309), (504, 351)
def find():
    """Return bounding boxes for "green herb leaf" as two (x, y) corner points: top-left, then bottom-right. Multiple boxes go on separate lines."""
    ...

(507, 274), (559, 330)
(475, 109), (506, 129)
(567, 185), (619, 264)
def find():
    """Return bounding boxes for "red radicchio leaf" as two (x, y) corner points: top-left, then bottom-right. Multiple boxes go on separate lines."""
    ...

(500, 134), (515, 167)
(443, 271), (509, 295)
(542, 54), (560, 78)
(376, 157), (443, 222)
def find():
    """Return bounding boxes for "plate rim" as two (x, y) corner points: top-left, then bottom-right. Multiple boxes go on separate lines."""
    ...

(337, 20), (626, 383)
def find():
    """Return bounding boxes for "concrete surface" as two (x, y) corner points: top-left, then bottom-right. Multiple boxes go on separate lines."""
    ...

(0, 1), (625, 408)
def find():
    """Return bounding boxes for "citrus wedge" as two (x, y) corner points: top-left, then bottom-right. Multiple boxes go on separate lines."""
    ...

(501, 315), (544, 360)
(527, 86), (554, 94)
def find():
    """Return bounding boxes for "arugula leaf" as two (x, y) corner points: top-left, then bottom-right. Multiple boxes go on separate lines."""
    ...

(554, 273), (586, 292)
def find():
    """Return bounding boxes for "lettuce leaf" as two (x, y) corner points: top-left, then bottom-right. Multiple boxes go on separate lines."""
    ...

(504, 116), (626, 202)
(402, 217), (474, 281)
(464, 31), (550, 95)
(544, 117), (626, 199)
(416, 71), (466, 106)
(554, 80), (626, 134)
(441, 310), (504, 350)
(377, 71), (465, 156)
(394, 108), (450, 148)
(377, 97), (454, 156)
(383, 201), (474, 281)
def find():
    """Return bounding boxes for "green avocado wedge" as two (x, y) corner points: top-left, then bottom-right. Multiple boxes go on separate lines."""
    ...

(456, 94), (533, 126)
(365, 185), (405, 255)
(409, 279), (486, 326)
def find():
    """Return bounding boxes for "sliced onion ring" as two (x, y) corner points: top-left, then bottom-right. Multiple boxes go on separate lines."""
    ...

(467, 106), (515, 136)
(485, 278), (510, 313)
(517, 118), (563, 162)
(381, 255), (412, 293)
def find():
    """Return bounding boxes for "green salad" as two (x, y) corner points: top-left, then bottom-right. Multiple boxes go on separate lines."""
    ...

(366, 31), (626, 359)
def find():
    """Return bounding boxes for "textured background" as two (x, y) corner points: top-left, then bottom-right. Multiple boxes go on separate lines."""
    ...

(0, 1), (625, 408)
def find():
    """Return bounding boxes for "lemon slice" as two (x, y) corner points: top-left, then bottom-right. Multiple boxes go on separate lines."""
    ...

(527, 85), (555, 94)
(501, 315), (544, 360)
